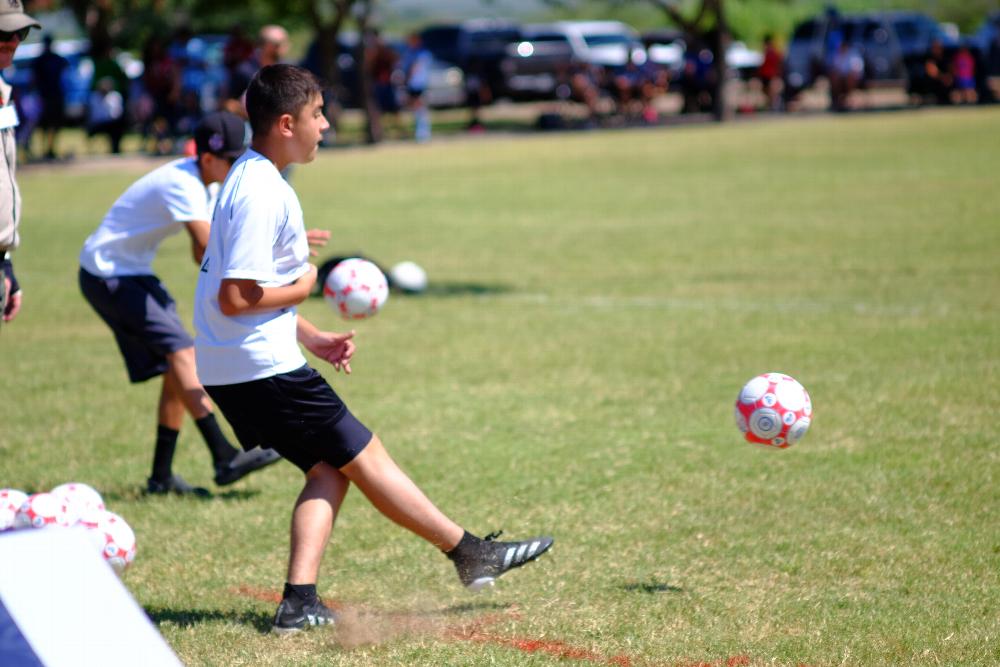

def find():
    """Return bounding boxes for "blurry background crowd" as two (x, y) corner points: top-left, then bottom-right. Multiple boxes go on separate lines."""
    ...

(8, 1), (1000, 159)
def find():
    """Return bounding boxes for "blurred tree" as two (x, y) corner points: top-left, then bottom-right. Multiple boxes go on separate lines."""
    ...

(610, 0), (731, 120)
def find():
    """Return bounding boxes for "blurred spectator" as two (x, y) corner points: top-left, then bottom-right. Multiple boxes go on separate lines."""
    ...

(225, 24), (289, 114)
(400, 32), (432, 142)
(680, 39), (715, 113)
(141, 34), (180, 155)
(951, 46), (977, 105)
(464, 55), (491, 132)
(823, 6), (844, 75)
(367, 31), (401, 129)
(914, 39), (952, 105)
(611, 52), (665, 123)
(828, 41), (863, 112)
(223, 24), (254, 79)
(14, 89), (40, 160)
(33, 35), (68, 159)
(87, 76), (125, 154)
(90, 38), (130, 113)
(757, 33), (783, 111)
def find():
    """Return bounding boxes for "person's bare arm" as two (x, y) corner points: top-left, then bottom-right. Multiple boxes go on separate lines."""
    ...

(184, 220), (211, 264)
(218, 264), (317, 316)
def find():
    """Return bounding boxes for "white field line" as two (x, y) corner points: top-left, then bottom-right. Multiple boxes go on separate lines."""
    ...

(479, 293), (970, 318)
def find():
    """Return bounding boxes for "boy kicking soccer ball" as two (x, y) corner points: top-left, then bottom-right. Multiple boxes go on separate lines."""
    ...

(193, 64), (553, 633)
(79, 111), (287, 495)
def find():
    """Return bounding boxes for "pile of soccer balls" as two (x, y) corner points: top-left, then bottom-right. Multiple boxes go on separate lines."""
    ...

(0, 482), (136, 574)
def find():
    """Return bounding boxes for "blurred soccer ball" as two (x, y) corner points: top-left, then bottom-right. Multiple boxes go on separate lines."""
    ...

(51, 482), (106, 514)
(13, 492), (77, 529)
(389, 261), (428, 293)
(80, 510), (136, 575)
(323, 258), (389, 320)
(734, 373), (812, 448)
(0, 488), (28, 531)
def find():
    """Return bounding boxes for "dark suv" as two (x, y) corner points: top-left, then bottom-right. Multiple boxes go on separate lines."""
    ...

(784, 13), (906, 99)
(419, 19), (522, 100)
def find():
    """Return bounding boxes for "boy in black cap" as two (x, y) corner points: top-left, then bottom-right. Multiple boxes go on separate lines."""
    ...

(78, 111), (301, 495)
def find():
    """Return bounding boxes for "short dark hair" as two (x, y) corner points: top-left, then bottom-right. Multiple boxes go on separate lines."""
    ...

(245, 64), (322, 137)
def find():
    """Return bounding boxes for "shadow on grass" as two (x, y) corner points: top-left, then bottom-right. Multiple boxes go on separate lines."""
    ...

(310, 281), (514, 300)
(145, 606), (272, 633)
(621, 580), (684, 594)
(418, 282), (514, 298)
(103, 487), (260, 504)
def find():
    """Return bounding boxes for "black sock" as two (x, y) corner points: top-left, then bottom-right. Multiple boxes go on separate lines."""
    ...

(151, 425), (179, 482)
(283, 582), (317, 603)
(445, 531), (482, 560)
(195, 414), (239, 467)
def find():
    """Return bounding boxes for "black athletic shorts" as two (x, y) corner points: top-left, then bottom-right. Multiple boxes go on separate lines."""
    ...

(78, 267), (194, 383)
(205, 366), (372, 473)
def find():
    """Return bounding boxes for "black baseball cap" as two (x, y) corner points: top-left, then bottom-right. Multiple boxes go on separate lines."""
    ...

(193, 111), (247, 159)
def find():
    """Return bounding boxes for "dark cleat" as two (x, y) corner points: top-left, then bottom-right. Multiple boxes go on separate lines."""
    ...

(271, 596), (337, 635)
(449, 530), (554, 592)
(146, 474), (210, 498)
(214, 447), (282, 486)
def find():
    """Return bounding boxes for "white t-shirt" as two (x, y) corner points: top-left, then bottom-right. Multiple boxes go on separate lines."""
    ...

(193, 149), (311, 386)
(80, 158), (217, 277)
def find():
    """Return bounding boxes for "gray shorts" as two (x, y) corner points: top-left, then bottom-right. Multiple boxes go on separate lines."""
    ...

(79, 267), (194, 383)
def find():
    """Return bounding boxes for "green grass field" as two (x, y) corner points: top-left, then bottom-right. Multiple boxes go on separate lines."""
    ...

(2, 107), (999, 666)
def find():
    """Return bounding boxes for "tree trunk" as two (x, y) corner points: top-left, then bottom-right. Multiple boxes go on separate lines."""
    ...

(711, 0), (731, 122)
(354, 1), (382, 144)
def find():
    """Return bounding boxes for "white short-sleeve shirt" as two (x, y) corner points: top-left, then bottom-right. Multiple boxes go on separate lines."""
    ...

(193, 149), (311, 386)
(79, 158), (216, 277)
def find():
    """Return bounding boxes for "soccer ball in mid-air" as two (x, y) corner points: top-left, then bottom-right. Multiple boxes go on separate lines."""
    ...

(80, 510), (137, 575)
(0, 488), (29, 531)
(323, 258), (389, 320)
(734, 373), (812, 448)
(51, 482), (105, 514)
(13, 492), (77, 529)
(389, 261), (428, 294)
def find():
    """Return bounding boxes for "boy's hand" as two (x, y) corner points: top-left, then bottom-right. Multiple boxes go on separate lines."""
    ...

(306, 229), (331, 257)
(3, 275), (20, 322)
(303, 329), (356, 374)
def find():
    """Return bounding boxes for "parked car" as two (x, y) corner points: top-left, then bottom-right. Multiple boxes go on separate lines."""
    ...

(642, 30), (761, 82)
(499, 28), (576, 101)
(971, 11), (1000, 77)
(500, 20), (648, 101)
(784, 12), (906, 99)
(419, 19), (521, 99)
(303, 32), (465, 110)
(540, 20), (645, 69)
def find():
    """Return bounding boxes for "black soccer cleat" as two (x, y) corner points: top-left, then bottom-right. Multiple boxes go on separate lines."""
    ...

(214, 447), (282, 486)
(271, 596), (337, 635)
(449, 530), (554, 592)
(145, 474), (210, 498)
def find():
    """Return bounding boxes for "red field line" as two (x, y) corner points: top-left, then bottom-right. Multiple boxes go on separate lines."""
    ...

(230, 587), (754, 666)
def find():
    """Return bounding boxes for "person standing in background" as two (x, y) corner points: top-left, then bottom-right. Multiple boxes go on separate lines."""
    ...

(0, 1), (41, 325)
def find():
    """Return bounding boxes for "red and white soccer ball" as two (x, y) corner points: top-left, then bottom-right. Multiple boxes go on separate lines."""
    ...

(0, 488), (29, 531)
(51, 482), (106, 514)
(80, 510), (137, 575)
(323, 258), (389, 320)
(13, 492), (77, 529)
(734, 373), (812, 448)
